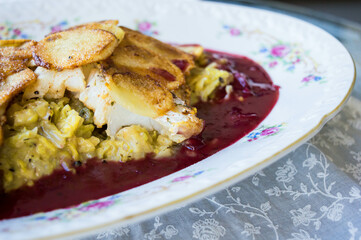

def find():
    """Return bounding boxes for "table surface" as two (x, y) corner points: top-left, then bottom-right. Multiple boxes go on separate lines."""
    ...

(78, 1), (361, 240)
(276, 0), (361, 24)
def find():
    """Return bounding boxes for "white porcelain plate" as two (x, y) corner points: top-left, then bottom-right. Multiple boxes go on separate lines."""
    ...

(0, 0), (355, 239)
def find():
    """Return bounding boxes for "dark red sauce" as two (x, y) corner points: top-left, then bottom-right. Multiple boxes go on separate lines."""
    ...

(0, 50), (279, 220)
(171, 59), (189, 72)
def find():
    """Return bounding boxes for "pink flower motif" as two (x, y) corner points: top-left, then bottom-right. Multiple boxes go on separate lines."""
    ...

(302, 76), (312, 83)
(0, 26), (4, 31)
(172, 175), (191, 182)
(13, 28), (21, 36)
(79, 201), (113, 211)
(51, 25), (62, 33)
(260, 127), (279, 136)
(138, 22), (152, 32)
(229, 28), (241, 36)
(270, 45), (290, 58)
(269, 61), (278, 68)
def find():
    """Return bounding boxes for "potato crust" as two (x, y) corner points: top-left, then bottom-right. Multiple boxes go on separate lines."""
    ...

(107, 66), (174, 117)
(0, 40), (36, 81)
(34, 28), (118, 70)
(0, 58), (27, 81)
(0, 40), (35, 59)
(111, 38), (185, 90)
(120, 26), (195, 73)
(0, 68), (36, 106)
(0, 39), (31, 48)
(68, 20), (124, 42)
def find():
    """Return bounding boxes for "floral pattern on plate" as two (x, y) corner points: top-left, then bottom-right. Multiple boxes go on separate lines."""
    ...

(135, 20), (158, 36)
(244, 123), (286, 142)
(220, 21), (326, 85)
(0, 21), (31, 39)
(222, 24), (242, 37)
(50, 20), (70, 33)
(257, 42), (325, 85)
(258, 43), (301, 71)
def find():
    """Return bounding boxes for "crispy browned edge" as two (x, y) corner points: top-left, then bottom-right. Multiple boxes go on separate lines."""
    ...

(120, 26), (195, 72)
(33, 28), (118, 70)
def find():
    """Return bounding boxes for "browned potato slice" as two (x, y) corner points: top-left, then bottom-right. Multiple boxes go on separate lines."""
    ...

(69, 20), (124, 42)
(0, 68), (36, 106)
(107, 66), (174, 117)
(0, 57), (27, 81)
(0, 40), (36, 80)
(111, 39), (185, 90)
(0, 42), (35, 60)
(0, 39), (31, 48)
(121, 27), (195, 73)
(0, 40), (35, 80)
(34, 28), (118, 69)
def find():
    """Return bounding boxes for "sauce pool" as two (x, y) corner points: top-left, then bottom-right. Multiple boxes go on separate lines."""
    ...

(0, 50), (279, 220)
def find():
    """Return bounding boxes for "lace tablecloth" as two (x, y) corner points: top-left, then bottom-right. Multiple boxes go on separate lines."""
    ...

(82, 1), (361, 239)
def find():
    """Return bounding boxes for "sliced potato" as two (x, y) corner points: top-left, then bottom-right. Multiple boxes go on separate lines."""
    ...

(69, 20), (124, 42)
(0, 40), (35, 59)
(0, 46), (33, 60)
(111, 39), (185, 90)
(34, 28), (118, 69)
(0, 39), (31, 48)
(107, 66), (174, 118)
(121, 26), (195, 73)
(0, 40), (36, 81)
(0, 68), (36, 106)
(0, 57), (27, 81)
